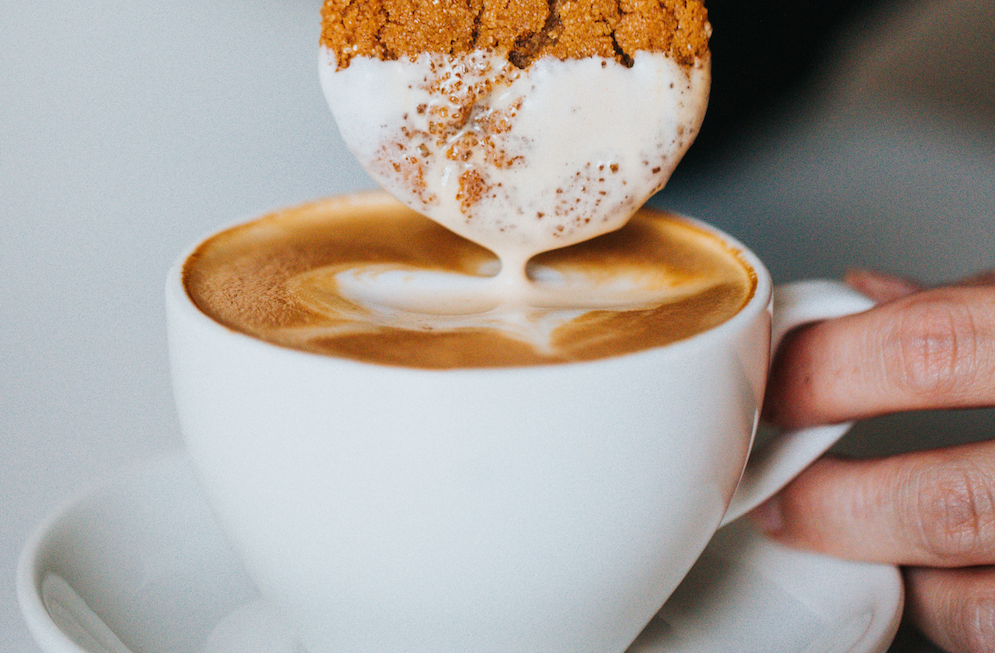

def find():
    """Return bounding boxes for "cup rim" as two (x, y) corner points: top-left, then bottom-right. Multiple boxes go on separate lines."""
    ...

(166, 190), (773, 374)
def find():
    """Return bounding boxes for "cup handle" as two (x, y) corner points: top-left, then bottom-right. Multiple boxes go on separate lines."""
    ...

(720, 279), (876, 526)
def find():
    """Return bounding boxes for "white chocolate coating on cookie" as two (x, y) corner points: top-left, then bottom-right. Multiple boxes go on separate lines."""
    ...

(321, 49), (709, 280)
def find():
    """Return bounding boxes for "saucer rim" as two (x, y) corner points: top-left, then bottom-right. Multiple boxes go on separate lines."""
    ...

(17, 460), (133, 653)
(16, 452), (905, 653)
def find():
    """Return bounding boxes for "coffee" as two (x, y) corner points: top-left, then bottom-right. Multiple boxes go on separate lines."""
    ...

(184, 192), (755, 369)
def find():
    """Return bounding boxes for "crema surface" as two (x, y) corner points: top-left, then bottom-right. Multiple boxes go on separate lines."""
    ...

(185, 193), (755, 368)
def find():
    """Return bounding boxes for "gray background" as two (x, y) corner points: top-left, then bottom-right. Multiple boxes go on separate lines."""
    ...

(3, 0), (993, 651)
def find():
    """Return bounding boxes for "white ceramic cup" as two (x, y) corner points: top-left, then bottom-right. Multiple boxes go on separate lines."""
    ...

(166, 194), (874, 653)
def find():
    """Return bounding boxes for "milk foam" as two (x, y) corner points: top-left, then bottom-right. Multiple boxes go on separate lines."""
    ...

(320, 49), (710, 288)
(287, 257), (718, 353)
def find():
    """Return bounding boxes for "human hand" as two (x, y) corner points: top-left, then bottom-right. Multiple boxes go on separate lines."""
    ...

(752, 269), (995, 653)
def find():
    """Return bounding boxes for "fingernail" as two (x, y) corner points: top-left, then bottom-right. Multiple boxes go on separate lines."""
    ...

(843, 268), (921, 302)
(749, 496), (784, 534)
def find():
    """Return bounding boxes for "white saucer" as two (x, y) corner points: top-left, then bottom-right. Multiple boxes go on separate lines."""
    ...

(18, 453), (903, 653)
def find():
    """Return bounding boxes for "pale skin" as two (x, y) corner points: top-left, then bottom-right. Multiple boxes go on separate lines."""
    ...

(752, 268), (995, 653)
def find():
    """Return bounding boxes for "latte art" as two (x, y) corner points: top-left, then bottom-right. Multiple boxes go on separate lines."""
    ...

(289, 260), (719, 357)
(184, 192), (754, 368)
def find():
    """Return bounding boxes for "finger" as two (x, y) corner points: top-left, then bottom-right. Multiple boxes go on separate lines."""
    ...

(844, 268), (924, 303)
(906, 566), (995, 653)
(765, 285), (995, 429)
(751, 440), (995, 568)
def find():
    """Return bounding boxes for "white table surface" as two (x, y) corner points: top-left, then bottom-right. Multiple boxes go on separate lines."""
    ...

(2, 1), (992, 652)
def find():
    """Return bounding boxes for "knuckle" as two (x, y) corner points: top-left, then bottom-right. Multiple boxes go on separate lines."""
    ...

(883, 293), (982, 401)
(907, 461), (995, 564)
